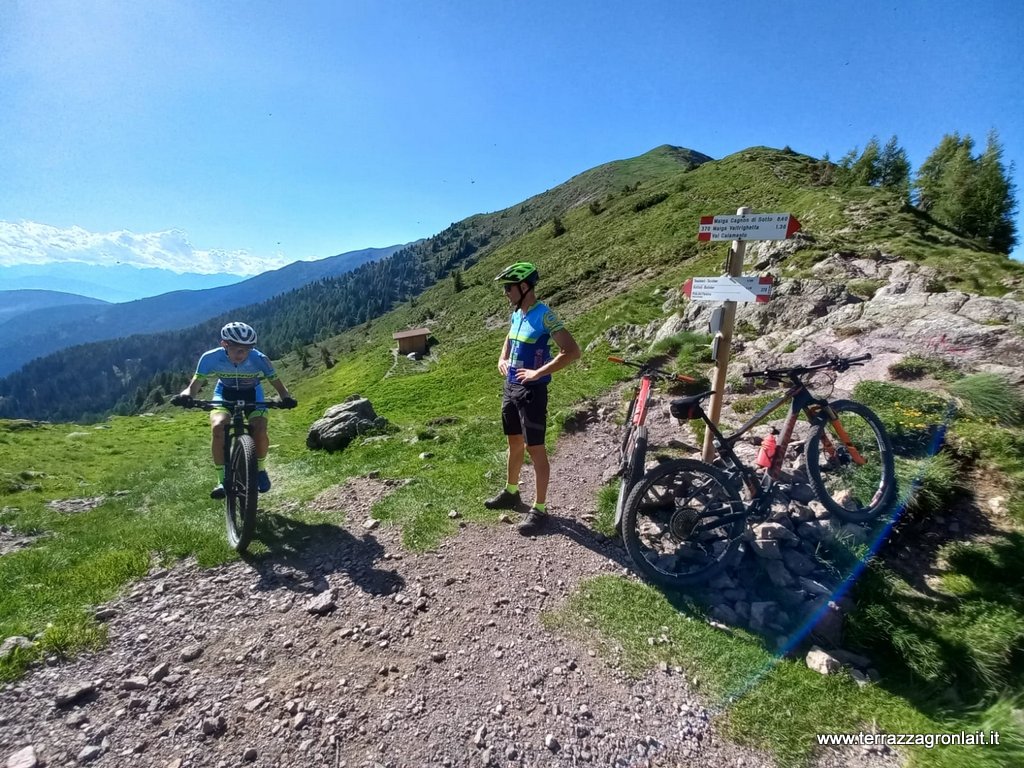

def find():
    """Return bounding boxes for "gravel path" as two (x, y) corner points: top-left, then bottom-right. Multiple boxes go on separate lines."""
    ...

(0, 391), (899, 768)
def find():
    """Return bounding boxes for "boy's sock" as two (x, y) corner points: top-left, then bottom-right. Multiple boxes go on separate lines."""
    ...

(258, 457), (267, 471)
(506, 483), (519, 494)
(532, 502), (547, 513)
(215, 465), (225, 483)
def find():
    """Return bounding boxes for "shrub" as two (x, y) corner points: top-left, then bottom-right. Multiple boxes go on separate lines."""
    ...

(633, 192), (669, 213)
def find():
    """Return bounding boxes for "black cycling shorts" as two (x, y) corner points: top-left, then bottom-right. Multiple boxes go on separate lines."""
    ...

(501, 381), (548, 446)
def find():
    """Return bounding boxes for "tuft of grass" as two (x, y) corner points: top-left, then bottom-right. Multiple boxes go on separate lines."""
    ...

(847, 278), (885, 299)
(950, 373), (1024, 427)
(888, 354), (963, 382)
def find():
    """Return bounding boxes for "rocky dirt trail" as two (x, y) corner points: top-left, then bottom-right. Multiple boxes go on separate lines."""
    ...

(1, 391), (898, 768)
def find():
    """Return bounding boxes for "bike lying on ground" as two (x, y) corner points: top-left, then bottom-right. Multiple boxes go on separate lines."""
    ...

(608, 356), (696, 534)
(620, 354), (897, 589)
(172, 397), (294, 553)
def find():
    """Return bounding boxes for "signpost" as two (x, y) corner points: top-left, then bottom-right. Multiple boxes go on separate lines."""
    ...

(698, 213), (800, 242)
(688, 208), (799, 462)
(682, 275), (774, 303)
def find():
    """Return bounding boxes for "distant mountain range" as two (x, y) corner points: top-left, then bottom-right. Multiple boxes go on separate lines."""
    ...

(0, 289), (109, 325)
(0, 244), (406, 378)
(0, 262), (246, 302)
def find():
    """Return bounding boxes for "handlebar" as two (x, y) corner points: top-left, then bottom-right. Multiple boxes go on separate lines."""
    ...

(742, 353), (871, 382)
(608, 356), (696, 383)
(172, 397), (297, 411)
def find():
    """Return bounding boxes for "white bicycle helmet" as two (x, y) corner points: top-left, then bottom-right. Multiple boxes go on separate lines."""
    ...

(221, 321), (257, 345)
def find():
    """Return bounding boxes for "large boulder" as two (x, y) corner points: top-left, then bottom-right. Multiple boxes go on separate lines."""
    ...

(306, 397), (388, 452)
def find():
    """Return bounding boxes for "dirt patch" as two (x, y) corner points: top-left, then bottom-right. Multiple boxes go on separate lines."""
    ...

(0, 525), (39, 557)
(45, 496), (107, 515)
(306, 476), (411, 519)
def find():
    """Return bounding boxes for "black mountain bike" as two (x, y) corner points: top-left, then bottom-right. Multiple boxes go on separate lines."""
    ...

(621, 354), (896, 588)
(609, 357), (695, 534)
(174, 397), (293, 552)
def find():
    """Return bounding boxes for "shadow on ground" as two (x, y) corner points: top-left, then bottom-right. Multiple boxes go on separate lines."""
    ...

(242, 511), (405, 599)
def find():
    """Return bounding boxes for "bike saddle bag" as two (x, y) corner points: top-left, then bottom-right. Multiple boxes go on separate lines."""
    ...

(670, 393), (710, 420)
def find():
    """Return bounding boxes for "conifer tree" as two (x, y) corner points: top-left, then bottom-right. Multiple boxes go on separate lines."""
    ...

(878, 136), (911, 201)
(913, 131), (1017, 252)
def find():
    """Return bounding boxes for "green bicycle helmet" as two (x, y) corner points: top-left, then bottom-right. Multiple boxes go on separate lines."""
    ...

(494, 262), (539, 286)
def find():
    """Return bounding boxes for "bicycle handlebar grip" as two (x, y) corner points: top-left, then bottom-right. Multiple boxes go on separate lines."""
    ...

(847, 353), (872, 363)
(607, 356), (625, 364)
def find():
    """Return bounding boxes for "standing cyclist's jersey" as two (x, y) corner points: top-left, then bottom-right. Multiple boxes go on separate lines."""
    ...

(194, 347), (279, 399)
(506, 302), (564, 386)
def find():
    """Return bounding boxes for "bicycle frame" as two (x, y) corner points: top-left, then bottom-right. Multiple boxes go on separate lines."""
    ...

(626, 374), (655, 432)
(700, 380), (848, 503)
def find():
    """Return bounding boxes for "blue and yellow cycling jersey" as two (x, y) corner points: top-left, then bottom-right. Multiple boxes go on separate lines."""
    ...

(506, 302), (564, 385)
(194, 347), (279, 398)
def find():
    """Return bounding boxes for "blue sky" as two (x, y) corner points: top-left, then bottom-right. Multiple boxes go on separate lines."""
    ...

(1, 0), (1022, 275)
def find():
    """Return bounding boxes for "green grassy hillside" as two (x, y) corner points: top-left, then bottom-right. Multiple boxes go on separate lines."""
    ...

(2, 145), (1024, 766)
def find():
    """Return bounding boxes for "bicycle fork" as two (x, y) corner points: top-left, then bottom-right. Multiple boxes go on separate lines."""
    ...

(810, 405), (867, 467)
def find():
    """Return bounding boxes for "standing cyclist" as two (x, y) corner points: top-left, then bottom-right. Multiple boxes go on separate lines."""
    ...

(173, 322), (295, 499)
(484, 262), (581, 534)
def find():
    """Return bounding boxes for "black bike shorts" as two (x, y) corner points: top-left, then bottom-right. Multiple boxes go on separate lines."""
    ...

(501, 382), (548, 446)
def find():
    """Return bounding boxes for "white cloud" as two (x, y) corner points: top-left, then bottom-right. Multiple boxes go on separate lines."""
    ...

(0, 220), (290, 275)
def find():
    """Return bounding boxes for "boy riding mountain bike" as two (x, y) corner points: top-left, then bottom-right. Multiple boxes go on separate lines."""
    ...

(172, 322), (296, 499)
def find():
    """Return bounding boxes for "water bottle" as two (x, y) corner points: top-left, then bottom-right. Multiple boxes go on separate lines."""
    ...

(756, 428), (779, 469)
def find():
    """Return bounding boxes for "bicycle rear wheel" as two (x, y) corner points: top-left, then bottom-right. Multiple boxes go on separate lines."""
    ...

(805, 400), (896, 523)
(622, 459), (746, 588)
(226, 434), (258, 552)
(614, 425), (647, 534)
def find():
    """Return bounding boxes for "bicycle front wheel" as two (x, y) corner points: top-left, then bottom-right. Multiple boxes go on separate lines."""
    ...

(614, 425), (647, 534)
(622, 459), (746, 588)
(805, 399), (896, 523)
(226, 434), (258, 551)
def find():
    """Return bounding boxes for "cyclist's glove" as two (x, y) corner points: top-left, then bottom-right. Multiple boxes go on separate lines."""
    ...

(280, 396), (298, 409)
(171, 394), (193, 407)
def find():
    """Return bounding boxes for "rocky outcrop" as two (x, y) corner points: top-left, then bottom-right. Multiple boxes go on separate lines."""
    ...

(305, 397), (388, 452)
(669, 252), (1024, 374)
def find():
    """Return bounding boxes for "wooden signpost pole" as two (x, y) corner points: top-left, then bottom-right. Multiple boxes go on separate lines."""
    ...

(701, 206), (750, 462)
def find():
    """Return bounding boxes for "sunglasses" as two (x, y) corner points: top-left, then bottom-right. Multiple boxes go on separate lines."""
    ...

(502, 283), (517, 293)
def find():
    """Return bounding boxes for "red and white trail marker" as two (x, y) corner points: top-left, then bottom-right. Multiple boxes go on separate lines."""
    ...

(698, 213), (801, 242)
